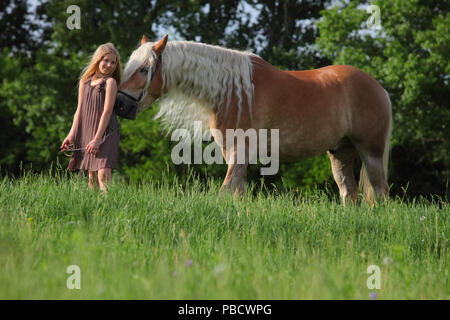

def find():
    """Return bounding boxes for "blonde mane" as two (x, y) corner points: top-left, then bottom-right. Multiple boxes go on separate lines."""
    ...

(123, 40), (256, 141)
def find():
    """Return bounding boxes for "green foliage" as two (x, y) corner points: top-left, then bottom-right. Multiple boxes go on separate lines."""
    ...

(158, 0), (242, 46)
(279, 154), (333, 191)
(0, 48), (28, 173)
(251, 0), (330, 69)
(1, 48), (83, 171)
(118, 103), (179, 183)
(0, 0), (41, 54)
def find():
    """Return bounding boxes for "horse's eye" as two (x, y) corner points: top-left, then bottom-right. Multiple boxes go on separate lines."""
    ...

(140, 67), (149, 74)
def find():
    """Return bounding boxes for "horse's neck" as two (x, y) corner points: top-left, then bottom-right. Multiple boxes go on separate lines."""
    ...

(161, 42), (255, 130)
(155, 89), (213, 142)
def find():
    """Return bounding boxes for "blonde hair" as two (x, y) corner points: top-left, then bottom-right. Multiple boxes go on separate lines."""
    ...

(123, 40), (255, 140)
(79, 42), (122, 86)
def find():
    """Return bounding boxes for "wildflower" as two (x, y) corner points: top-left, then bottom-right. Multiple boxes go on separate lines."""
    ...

(369, 292), (378, 300)
(383, 256), (393, 265)
(27, 217), (33, 229)
(420, 216), (426, 222)
(184, 259), (193, 267)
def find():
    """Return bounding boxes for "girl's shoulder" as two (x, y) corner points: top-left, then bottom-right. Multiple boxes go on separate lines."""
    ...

(104, 77), (118, 89)
(105, 77), (117, 85)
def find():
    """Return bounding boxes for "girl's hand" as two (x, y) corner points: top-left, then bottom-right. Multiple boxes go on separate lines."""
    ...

(86, 139), (102, 156)
(60, 135), (74, 152)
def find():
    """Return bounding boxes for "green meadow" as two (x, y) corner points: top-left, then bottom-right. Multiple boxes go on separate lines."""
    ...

(0, 170), (448, 299)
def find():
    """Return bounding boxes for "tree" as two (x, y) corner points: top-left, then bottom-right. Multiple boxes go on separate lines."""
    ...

(0, 0), (41, 54)
(247, 0), (329, 70)
(0, 0), (50, 175)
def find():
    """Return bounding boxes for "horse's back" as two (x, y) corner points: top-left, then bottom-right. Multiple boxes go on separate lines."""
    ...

(283, 64), (390, 130)
(285, 65), (381, 91)
(250, 61), (390, 159)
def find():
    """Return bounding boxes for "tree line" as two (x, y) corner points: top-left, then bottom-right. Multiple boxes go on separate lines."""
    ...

(0, 0), (448, 199)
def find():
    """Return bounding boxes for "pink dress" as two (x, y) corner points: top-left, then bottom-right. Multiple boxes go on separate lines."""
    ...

(68, 77), (119, 171)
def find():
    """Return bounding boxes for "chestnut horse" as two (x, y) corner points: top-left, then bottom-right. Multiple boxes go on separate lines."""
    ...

(120, 35), (391, 205)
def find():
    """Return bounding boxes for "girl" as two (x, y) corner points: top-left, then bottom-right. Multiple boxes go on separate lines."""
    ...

(61, 43), (122, 193)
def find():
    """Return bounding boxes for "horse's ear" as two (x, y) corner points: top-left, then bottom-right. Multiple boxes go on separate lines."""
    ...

(153, 34), (168, 55)
(141, 35), (149, 45)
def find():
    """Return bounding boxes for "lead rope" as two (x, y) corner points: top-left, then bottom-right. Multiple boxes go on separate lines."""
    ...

(62, 126), (120, 157)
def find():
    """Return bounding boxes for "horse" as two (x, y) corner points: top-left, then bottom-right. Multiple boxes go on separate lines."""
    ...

(119, 35), (392, 206)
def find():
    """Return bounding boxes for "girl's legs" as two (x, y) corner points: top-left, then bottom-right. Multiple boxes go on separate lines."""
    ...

(98, 168), (112, 193)
(88, 171), (99, 189)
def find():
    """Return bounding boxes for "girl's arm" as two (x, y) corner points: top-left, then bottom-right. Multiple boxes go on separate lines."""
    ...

(61, 81), (84, 151)
(69, 81), (84, 136)
(86, 78), (117, 155)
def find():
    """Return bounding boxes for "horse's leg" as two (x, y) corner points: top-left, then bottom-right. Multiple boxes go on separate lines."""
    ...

(327, 143), (358, 207)
(350, 88), (391, 203)
(352, 133), (390, 202)
(358, 151), (389, 200)
(219, 147), (248, 196)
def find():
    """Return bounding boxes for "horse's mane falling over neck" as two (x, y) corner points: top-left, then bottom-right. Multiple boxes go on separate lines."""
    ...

(123, 40), (255, 141)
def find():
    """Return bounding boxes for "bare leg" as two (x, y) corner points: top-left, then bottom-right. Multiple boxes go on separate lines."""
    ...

(88, 171), (99, 190)
(98, 168), (112, 194)
(327, 146), (358, 207)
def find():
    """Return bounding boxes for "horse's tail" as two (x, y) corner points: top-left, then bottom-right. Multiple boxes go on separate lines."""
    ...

(359, 89), (392, 202)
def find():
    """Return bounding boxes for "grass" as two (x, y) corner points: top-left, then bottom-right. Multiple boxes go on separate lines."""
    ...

(0, 169), (448, 299)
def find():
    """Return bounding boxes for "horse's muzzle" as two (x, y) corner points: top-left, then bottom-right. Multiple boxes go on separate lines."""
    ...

(114, 90), (141, 120)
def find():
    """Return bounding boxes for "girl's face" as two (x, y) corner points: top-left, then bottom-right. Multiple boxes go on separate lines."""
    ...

(98, 53), (117, 76)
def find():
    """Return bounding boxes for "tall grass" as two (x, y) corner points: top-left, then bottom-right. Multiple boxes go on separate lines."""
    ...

(0, 169), (448, 299)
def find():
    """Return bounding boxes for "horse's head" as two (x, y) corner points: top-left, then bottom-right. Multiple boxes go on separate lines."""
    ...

(119, 34), (168, 110)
